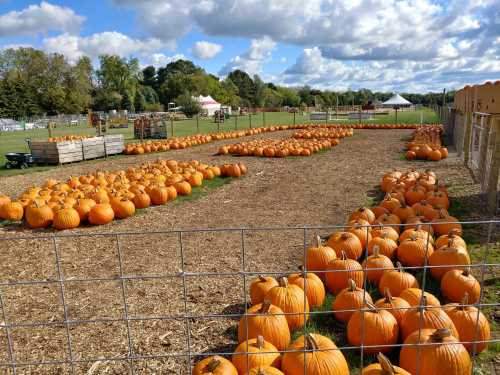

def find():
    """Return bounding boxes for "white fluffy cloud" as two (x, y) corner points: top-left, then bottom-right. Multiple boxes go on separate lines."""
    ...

(191, 41), (222, 59)
(43, 32), (169, 64)
(281, 47), (500, 92)
(0, 1), (84, 37)
(146, 53), (186, 67)
(219, 36), (276, 76)
(110, 0), (499, 90)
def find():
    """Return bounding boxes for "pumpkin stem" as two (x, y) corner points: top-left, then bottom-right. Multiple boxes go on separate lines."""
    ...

(258, 275), (267, 283)
(340, 251), (347, 261)
(429, 328), (452, 342)
(365, 301), (378, 312)
(259, 300), (272, 314)
(315, 235), (322, 247)
(460, 293), (469, 310)
(304, 333), (319, 350)
(377, 352), (396, 375)
(347, 279), (357, 292)
(463, 267), (471, 277)
(340, 232), (349, 241)
(372, 245), (381, 257)
(279, 277), (288, 288)
(417, 296), (428, 312)
(203, 358), (221, 372)
(384, 287), (393, 303)
(396, 262), (404, 272)
(256, 335), (265, 350)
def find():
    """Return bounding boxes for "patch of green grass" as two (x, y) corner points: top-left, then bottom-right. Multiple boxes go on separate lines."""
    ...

(174, 176), (234, 203)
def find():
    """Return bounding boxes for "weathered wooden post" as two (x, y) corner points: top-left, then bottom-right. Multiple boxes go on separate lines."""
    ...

(486, 117), (500, 215)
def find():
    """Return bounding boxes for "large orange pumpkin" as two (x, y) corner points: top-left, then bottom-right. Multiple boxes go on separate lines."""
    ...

(347, 302), (399, 353)
(399, 328), (471, 375)
(281, 333), (349, 375)
(232, 336), (281, 374)
(88, 203), (115, 225)
(333, 279), (373, 323)
(325, 251), (364, 294)
(193, 356), (238, 375)
(264, 277), (309, 330)
(238, 301), (291, 351)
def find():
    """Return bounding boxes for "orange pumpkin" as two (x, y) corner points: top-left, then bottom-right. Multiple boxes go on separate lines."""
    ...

(88, 203), (115, 225)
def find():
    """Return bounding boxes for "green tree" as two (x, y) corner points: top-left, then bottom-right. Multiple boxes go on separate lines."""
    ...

(227, 70), (255, 106)
(134, 89), (146, 112)
(176, 92), (200, 117)
(277, 87), (301, 107)
(63, 56), (93, 113)
(121, 91), (134, 112)
(97, 55), (140, 95)
(142, 66), (156, 88)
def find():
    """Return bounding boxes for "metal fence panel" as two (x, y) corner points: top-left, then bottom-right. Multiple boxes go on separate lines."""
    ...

(0, 222), (498, 374)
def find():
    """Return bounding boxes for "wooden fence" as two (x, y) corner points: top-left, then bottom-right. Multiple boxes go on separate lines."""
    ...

(437, 105), (500, 215)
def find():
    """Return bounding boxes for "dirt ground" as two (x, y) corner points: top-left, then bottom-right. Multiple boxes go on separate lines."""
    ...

(0, 129), (496, 374)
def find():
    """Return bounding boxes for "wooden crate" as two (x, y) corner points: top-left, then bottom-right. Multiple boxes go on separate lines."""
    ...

(31, 141), (83, 164)
(104, 134), (124, 155)
(82, 137), (105, 160)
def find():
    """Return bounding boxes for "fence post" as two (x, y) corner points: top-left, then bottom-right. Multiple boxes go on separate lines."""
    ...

(235, 115), (238, 130)
(48, 122), (53, 138)
(486, 117), (500, 215)
(196, 115), (199, 133)
(249, 113), (252, 128)
(293, 111), (296, 126)
(325, 109), (328, 125)
(263, 111), (266, 127)
(170, 118), (174, 137)
(140, 117), (144, 142)
(463, 111), (473, 164)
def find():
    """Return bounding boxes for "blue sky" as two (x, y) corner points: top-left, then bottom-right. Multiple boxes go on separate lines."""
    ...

(0, 0), (498, 93)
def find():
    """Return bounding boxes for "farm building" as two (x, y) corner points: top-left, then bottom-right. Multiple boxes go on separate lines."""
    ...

(195, 95), (222, 116)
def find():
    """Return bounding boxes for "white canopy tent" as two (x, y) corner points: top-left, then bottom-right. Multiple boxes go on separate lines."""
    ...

(382, 94), (412, 107)
(382, 94), (413, 122)
(195, 95), (222, 116)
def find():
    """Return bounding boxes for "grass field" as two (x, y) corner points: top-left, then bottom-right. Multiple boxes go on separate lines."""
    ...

(0, 109), (438, 176)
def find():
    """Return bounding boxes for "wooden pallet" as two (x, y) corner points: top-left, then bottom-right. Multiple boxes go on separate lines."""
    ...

(31, 141), (83, 164)
(30, 134), (124, 164)
(82, 137), (105, 160)
(104, 134), (125, 155)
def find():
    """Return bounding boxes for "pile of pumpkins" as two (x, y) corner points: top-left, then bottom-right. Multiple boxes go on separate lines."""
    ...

(193, 169), (490, 375)
(405, 125), (448, 161)
(124, 125), (309, 155)
(349, 123), (421, 130)
(217, 138), (337, 158)
(48, 135), (90, 142)
(0, 159), (247, 230)
(291, 128), (354, 140)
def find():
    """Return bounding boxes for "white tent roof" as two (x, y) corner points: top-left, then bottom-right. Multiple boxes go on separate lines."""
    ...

(195, 95), (220, 108)
(383, 94), (412, 105)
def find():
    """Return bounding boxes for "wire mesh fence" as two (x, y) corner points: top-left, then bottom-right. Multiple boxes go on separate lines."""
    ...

(0, 220), (498, 374)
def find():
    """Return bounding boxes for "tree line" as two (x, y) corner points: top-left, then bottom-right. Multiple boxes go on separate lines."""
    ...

(0, 47), (455, 119)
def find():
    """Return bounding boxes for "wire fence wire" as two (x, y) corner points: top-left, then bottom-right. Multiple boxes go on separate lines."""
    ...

(0, 221), (498, 374)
